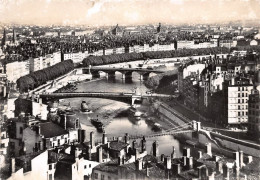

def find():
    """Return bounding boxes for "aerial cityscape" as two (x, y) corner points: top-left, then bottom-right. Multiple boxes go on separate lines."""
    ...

(0, 0), (260, 180)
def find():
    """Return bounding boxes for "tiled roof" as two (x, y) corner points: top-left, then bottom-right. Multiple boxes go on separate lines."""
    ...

(40, 122), (68, 138)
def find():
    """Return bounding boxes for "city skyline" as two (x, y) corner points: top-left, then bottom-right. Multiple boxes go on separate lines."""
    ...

(0, 0), (260, 26)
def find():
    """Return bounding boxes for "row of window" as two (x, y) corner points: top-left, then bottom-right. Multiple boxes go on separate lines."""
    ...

(94, 173), (112, 180)
(238, 93), (248, 98)
(238, 87), (248, 91)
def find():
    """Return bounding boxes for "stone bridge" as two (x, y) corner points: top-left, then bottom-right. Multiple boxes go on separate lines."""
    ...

(82, 67), (165, 81)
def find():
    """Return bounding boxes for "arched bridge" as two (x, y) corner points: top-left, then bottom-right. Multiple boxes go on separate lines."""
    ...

(36, 92), (176, 105)
(82, 67), (165, 80)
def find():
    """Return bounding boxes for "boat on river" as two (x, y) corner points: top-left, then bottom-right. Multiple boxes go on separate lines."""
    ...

(81, 101), (92, 113)
(91, 118), (105, 132)
(129, 106), (142, 120)
(152, 123), (162, 132)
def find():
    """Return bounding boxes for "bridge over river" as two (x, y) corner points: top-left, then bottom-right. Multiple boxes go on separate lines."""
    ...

(93, 121), (200, 143)
(82, 66), (166, 80)
(36, 91), (177, 105)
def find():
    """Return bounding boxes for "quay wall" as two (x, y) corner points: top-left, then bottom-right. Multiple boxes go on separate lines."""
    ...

(155, 101), (260, 157)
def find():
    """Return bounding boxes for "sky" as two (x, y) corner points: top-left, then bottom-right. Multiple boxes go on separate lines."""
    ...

(0, 0), (260, 26)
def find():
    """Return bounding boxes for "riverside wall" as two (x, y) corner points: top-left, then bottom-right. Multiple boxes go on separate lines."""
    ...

(155, 101), (260, 157)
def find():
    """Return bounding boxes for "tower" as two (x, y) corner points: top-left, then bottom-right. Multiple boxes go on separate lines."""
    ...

(157, 23), (161, 33)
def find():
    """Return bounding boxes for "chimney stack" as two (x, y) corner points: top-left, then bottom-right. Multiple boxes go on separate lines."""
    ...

(165, 156), (171, 170)
(124, 133), (129, 144)
(182, 156), (187, 166)
(183, 147), (190, 157)
(118, 156), (122, 165)
(136, 159), (143, 170)
(87, 144), (91, 160)
(233, 151), (240, 168)
(102, 133), (107, 144)
(206, 143), (212, 156)
(11, 158), (15, 174)
(135, 148), (140, 161)
(223, 164), (230, 180)
(239, 150), (244, 168)
(90, 131), (95, 149)
(172, 164), (181, 175)
(132, 140), (137, 150)
(161, 154), (165, 162)
(171, 146), (176, 159)
(187, 157), (193, 169)
(141, 136), (146, 153)
(198, 151), (202, 159)
(245, 156), (252, 164)
(152, 141), (159, 157)
(97, 146), (103, 163)
(213, 155), (220, 162)
(216, 161), (223, 174)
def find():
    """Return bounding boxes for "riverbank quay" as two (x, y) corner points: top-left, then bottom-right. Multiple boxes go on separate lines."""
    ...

(152, 100), (260, 157)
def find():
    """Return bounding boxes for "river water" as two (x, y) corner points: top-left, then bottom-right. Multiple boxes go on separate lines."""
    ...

(60, 66), (183, 156)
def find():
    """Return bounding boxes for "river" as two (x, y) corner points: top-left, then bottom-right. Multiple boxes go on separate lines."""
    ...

(59, 65), (183, 156)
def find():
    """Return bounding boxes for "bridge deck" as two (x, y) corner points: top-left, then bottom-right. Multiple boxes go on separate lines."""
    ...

(89, 67), (165, 73)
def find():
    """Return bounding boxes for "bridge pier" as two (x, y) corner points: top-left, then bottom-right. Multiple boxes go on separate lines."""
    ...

(91, 71), (100, 78)
(140, 73), (150, 81)
(121, 72), (132, 81)
(106, 72), (116, 79)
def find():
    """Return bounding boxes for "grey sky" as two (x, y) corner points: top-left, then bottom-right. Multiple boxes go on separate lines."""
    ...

(0, 0), (259, 26)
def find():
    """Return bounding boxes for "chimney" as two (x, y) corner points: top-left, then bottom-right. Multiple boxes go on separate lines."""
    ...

(64, 115), (67, 130)
(78, 129), (86, 144)
(102, 133), (107, 144)
(141, 136), (146, 153)
(223, 164), (229, 180)
(90, 131), (95, 149)
(122, 155), (125, 165)
(39, 141), (43, 151)
(245, 156), (252, 164)
(124, 133), (129, 144)
(172, 164), (181, 175)
(216, 161), (223, 174)
(146, 166), (149, 177)
(166, 156), (171, 170)
(75, 147), (80, 158)
(206, 143), (212, 156)
(187, 157), (193, 169)
(198, 151), (202, 159)
(97, 146), (103, 163)
(136, 159), (143, 170)
(87, 144), (91, 160)
(132, 140), (137, 150)
(135, 148), (140, 161)
(118, 156), (122, 165)
(213, 155), (220, 162)
(233, 161), (240, 177)
(11, 158), (15, 174)
(233, 151), (240, 168)
(171, 146), (176, 159)
(152, 141), (159, 157)
(183, 147), (190, 157)
(192, 120), (197, 130)
(161, 154), (165, 162)
(196, 121), (201, 131)
(239, 151), (244, 168)
(182, 156), (187, 166)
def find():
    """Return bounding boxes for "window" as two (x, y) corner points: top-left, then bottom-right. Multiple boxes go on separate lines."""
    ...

(238, 93), (240, 97)
(89, 164), (91, 168)
(238, 105), (240, 110)
(238, 112), (241, 116)
(20, 127), (23, 134)
(101, 175), (105, 180)
(49, 164), (52, 170)
(238, 87), (240, 91)
(242, 93), (244, 97)
(242, 99), (244, 103)
(49, 174), (52, 180)
(84, 165), (87, 169)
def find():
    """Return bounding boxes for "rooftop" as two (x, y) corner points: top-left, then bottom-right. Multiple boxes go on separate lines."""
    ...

(40, 121), (68, 138)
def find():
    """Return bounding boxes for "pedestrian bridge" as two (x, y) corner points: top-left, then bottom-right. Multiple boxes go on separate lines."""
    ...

(36, 91), (176, 105)
(94, 121), (201, 143)
(82, 67), (165, 80)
